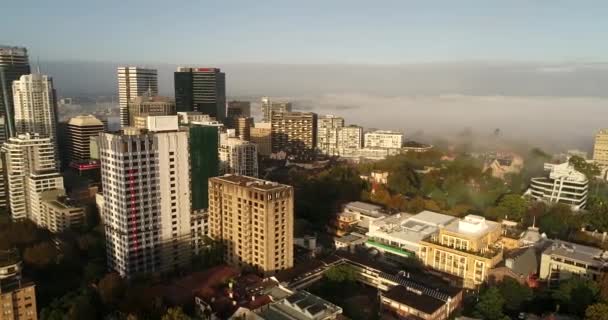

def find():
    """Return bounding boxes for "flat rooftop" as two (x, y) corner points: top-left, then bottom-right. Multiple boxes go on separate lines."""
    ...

(212, 174), (290, 191)
(344, 201), (386, 218)
(443, 214), (501, 237)
(382, 285), (446, 315)
(543, 240), (607, 266)
(369, 211), (457, 251)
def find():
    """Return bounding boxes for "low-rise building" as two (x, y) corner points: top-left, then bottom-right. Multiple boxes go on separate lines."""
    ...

(419, 215), (503, 288)
(366, 211), (457, 264)
(401, 141), (433, 153)
(341, 201), (388, 231)
(334, 232), (367, 252)
(39, 189), (86, 233)
(380, 285), (454, 320)
(483, 153), (524, 180)
(252, 290), (343, 320)
(360, 170), (389, 185)
(539, 240), (608, 284)
(528, 162), (588, 210)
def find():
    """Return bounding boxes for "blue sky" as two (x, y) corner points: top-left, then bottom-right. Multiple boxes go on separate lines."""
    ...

(2, 0), (607, 64)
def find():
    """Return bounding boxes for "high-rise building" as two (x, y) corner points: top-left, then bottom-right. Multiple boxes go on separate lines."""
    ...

(593, 129), (608, 167)
(337, 125), (363, 154)
(208, 175), (294, 274)
(271, 112), (317, 160)
(317, 115), (344, 156)
(189, 124), (219, 211)
(251, 123), (272, 157)
(0, 249), (37, 320)
(2, 134), (62, 223)
(127, 95), (175, 127)
(12, 74), (58, 139)
(364, 130), (403, 150)
(174, 67), (226, 121)
(117, 67), (158, 128)
(219, 131), (258, 177)
(100, 125), (192, 278)
(235, 117), (253, 141)
(0, 45), (30, 139)
(227, 101), (251, 118)
(65, 115), (105, 165)
(261, 97), (292, 122)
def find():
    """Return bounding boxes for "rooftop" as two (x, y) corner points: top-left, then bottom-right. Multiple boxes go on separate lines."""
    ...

(68, 115), (104, 127)
(257, 290), (342, 320)
(382, 285), (446, 315)
(443, 214), (501, 237)
(344, 201), (386, 218)
(212, 175), (290, 191)
(542, 240), (608, 266)
(0, 250), (20, 268)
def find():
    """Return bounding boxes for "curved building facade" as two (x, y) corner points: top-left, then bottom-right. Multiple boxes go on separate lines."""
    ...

(529, 162), (588, 210)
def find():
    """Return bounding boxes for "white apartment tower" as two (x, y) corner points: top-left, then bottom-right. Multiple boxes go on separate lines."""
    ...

(100, 127), (191, 278)
(12, 74), (57, 139)
(364, 130), (404, 150)
(337, 125), (363, 153)
(317, 115), (344, 156)
(2, 134), (62, 222)
(117, 67), (158, 128)
(219, 131), (258, 177)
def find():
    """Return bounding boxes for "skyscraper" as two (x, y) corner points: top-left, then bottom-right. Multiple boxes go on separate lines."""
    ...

(271, 111), (317, 160)
(227, 100), (251, 118)
(117, 67), (158, 128)
(189, 124), (219, 211)
(317, 115), (344, 156)
(127, 95), (175, 127)
(12, 74), (57, 139)
(261, 97), (292, 122)
(208, 175), (294, 274)
(100, 125), (192, 278)
(219, 131), (258, 177)
(65, 115), (105, 165)
(174, 67), (226, 121)
(0, 45), (30, 139)
(235, 117), (253, 141)
(593, 129), (608, 168)
(2, 134), (62, 222)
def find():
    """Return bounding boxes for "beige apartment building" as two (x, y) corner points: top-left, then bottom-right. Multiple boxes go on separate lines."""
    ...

(419, 215), (503, 288)
(593, 129), (608, 167)
(270, 111), (317, 160)
(0, 250), (37, 320)
(208, 175), (294, 274)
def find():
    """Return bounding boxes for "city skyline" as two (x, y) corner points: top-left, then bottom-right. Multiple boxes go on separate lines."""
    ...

(2, 1), (608, 64)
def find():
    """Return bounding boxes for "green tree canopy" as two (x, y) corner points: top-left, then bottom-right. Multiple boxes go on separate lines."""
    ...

(473, 287), (508, 320)
(553, 277), (600, 316)
(585, 303), (608, 320)
(498, 278), (533, 313)
(569, 156), (601, 180)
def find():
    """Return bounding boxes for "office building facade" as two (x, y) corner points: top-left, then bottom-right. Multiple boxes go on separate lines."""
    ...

(127, 95), (175, 127)
(100, 128), (192, 277)
(251, 123), (272, 157)
(12, 74), (57, 139)
(364, 130), (403, 150)
(593, 129), (608, 167)
(261, 97), (292, 122)
(208, 175), (294, 274)
(117, 67), (158, 128)
(174, 67), (226, 121)
(270, 112), (317, 160)
(189, 124), (219, 211)
(65, 115), (105, 165)
(0, 45), (30, 139)
(528, 162), (589, 210)
(337, 125), (363, 154)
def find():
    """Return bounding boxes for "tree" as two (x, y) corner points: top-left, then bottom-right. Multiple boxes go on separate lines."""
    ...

(97, 273), (125, 308)
(496, 194), (529, 222)
(553, 277), (599, 316)
(539, 204), (578, 239)
(68, 294), (99, 320)
(23, 241), (57, 269)
(473, 287), (507, 320)
(586, 303), (608, 320)
(498, 278), (533, 313)
(162, 307), (190, 320)
(324, 265), (358, 283)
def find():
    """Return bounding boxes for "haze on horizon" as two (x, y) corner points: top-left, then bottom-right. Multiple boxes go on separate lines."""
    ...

(3, 0), (608, 153)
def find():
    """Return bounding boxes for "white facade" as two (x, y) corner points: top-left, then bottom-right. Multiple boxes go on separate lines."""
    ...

(117, 67), (158, 128)
(100, 129), (192, 278)
(337, 125), (363, 154)
(177, 112), (212, 125)
(528, 162), (589, 210)
(2, 134), (62, 222)
(219, 131), (258, 177)
(364, 130), (403, 150)
(317, 115), (344, 156)
(12, 74), (57, 139)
